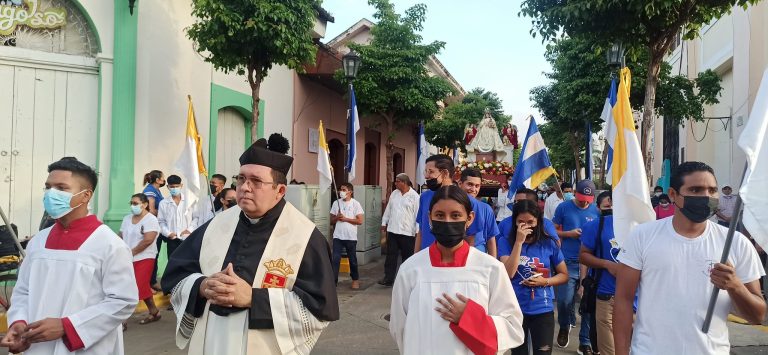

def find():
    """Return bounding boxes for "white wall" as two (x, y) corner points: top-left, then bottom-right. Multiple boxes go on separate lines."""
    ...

(133, 0), (215, 194)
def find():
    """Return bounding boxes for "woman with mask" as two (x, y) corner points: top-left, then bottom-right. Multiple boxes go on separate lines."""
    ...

(390, 185), (524, 355)
(498, 200), (568, 355)
(141, 170), (165, 216)
(579, 191), (618, 355)
(653, 193), (675, 219)
(119, 193), (161, 326)
(213, 187), (236, 213)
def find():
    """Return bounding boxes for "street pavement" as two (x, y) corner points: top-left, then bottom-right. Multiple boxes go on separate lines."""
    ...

(121, 255), (768, 355)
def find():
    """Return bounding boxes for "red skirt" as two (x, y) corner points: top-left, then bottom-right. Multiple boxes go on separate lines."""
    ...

(133, 259), (155, 300)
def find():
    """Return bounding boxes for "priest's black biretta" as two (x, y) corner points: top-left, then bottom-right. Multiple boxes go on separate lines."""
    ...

(239, 134), (293, 175)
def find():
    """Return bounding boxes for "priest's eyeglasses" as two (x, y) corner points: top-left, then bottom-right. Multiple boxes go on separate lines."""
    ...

(235, 175), (277, 189)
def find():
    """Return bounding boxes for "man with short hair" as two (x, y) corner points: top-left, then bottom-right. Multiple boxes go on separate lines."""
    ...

(414, 154), (458, 252)
(162, 135), (339, 354)
(716, 185), (737, 227)
(650, 185), (664, 208)
(330, 183), (365, 289)
(1, 158), (137, 354)
(553, 180), (600, 354)
(459, 168), (500, 258)
(614, 161), (766, 355)
(210, 174), (227, 198)
(544, 182), (573, 220)
(157, 175), (198, 259)
(379, 173), (420, 287)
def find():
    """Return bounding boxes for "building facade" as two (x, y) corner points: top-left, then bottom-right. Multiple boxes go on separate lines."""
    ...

(0, 0), (332, 237)
(654, 2), (768, 188)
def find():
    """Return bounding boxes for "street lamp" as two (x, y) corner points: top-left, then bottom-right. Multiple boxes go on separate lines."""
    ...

(342, 50), (362, 81)
(606, 41), (626, 68)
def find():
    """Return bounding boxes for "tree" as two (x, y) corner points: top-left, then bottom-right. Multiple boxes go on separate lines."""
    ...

(424, 88), (511, 150)
(530, 37), (721, 183)
(520, 0), (757, 173)
(187, 0), (321, 142)
(343, 0), (454, 194)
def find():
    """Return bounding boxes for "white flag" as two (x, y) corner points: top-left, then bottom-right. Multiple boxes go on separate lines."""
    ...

(174, 97), (205, 207)
(415, 123), (427, 186)
(738, 69), (768, 251)
(317, 121), (333, 191)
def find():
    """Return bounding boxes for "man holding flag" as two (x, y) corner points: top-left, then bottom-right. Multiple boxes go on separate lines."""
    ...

(613, 68), (765, 355)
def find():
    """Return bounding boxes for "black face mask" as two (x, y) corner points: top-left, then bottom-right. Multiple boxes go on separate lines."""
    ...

(226, 199), (237, 208)
(678, 195), (719, 223)
(210, 184), (217, 194)
(601, 209), (613, 216)
(158, 180), (166, 188)
(431, 220), (466, 248)
(426, 177), (442, 191)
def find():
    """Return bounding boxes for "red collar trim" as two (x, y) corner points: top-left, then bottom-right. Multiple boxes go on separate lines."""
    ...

(429, 241), (470, 267)
(46, 215), (103, 251)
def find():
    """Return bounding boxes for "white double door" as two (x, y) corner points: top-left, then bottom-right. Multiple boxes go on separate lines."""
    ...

(0, 59), (99, 239)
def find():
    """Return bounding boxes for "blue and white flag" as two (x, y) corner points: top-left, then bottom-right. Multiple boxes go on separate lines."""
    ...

(416, 122), (427, 186)
(508, 116), (557, 202)
(346, 86), (360, 181)
(585, 121), (593, 180)
(602, 78), (618, 184)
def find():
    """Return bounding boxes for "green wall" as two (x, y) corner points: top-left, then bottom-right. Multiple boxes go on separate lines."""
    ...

(207, 83), (265, 174)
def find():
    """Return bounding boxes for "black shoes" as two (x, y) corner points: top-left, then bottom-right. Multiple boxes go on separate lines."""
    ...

(377, 279), (394, 287)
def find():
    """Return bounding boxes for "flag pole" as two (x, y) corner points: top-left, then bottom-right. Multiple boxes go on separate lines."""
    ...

(0, 205), (25, 258)
(702, 162), (749, 333)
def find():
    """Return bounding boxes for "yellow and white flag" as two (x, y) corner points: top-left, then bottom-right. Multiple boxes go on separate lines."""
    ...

(317, 121), (333, 191)
(175, 96), (207, 205)
(611, 68), (655, 245)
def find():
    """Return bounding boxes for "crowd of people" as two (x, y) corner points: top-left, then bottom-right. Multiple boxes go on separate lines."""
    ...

(0, 145), (765, 354)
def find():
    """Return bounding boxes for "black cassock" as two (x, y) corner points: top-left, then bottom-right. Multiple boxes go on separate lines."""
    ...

(161, 199), (340, 329)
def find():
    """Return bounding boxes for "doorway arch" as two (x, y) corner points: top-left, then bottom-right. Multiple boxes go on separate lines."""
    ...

(328, 139), (346, 187)
(364, 143), (379, 186)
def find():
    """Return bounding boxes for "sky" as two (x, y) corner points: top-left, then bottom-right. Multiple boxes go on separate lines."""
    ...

(321, 0), (552, 130)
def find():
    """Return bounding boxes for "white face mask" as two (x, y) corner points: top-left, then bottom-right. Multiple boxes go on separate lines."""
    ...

(654, 192), (662, 197)
(339, 191), (348, 199)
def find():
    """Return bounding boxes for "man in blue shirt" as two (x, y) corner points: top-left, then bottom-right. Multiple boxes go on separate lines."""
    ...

(580, 191), (618, 355)
(552, 179), (600, 353)
(458, 168), (499, 257)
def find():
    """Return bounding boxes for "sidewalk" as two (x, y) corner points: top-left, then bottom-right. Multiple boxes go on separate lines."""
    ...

(120, 255), (768, 354)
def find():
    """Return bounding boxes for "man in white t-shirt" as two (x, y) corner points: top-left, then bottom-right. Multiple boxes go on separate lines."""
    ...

(614, 161), (766, 355)
(544, 182), (573, 220)
(330, 183), (365, 289)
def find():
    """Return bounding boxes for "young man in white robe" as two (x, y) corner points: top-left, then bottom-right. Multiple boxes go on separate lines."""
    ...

(162, 134), (339, 354)
(390, 185), (524, 355)
(0, 157), (138, 355)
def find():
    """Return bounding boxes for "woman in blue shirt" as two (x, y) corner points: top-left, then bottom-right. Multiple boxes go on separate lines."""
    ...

(498, 200), (568, 355)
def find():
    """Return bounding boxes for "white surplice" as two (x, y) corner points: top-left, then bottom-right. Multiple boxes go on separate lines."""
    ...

(8, 224), (138, 355)
(390, 245), (524, 355)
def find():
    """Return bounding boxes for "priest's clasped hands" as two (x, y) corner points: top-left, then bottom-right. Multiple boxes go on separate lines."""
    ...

(199, 263), (253, 308)
(0, 318), (65, 353)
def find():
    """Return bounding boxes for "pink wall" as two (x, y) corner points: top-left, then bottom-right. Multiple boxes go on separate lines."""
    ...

(291, 77), (418, 200)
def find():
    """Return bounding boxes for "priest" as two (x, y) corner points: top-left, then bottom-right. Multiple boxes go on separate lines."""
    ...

(1, 157), (138, 354)
(162, 134), (339, 354)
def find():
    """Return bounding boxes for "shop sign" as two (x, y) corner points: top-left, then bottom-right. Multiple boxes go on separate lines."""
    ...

(0, 0), (67, 36)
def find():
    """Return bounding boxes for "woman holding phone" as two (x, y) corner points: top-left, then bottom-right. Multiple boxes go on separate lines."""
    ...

(498, 200), (568, 355)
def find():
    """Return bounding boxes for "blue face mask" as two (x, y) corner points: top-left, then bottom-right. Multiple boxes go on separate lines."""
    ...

(130, 204), (143, 215)
(563, 192), (575, 201)
(169, 187), (181, 196)
(43, 188), (86, 219)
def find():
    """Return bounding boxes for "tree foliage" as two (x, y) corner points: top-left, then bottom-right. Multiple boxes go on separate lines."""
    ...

(339, 0), (453, 193)
(424, 88), (511, 149)
(187, 0), (321, 142)
(520, 0), (755, 171)
(531, 37), (722, 181)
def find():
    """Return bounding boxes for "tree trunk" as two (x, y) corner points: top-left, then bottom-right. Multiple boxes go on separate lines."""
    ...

(567, 133), (582, 181)
(640, 47), (665, 184)
(599, 140), (609, 188)
(384, 114), (395, 197)
(247, 64), (264, 143)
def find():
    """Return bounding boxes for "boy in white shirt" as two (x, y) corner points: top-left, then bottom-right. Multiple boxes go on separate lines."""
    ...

(330, 183), (365, 289)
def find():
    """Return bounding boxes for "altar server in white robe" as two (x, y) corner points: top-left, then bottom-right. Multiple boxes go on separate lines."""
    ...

(162, 134), (340, 355)
(390, 185), (524, 355)
(1, 157), (138, 355)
